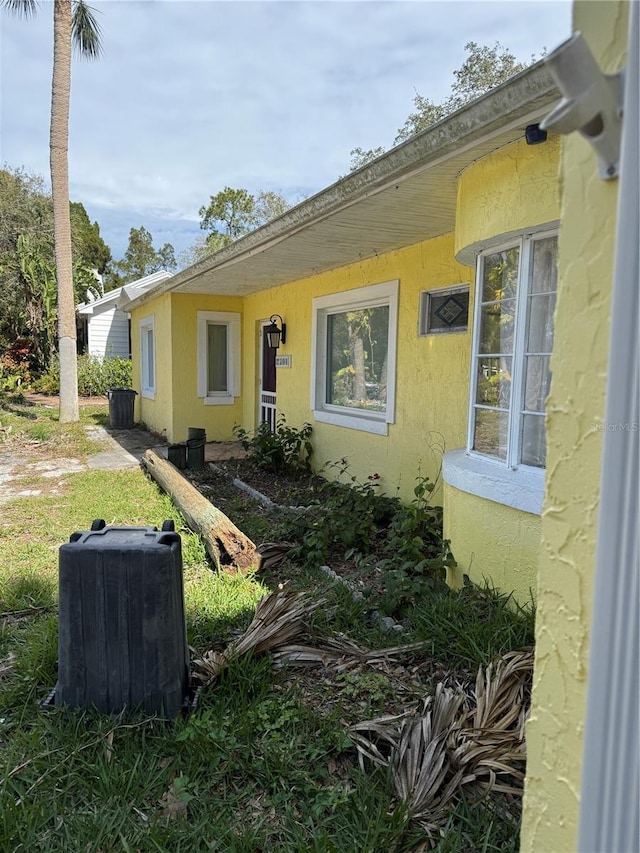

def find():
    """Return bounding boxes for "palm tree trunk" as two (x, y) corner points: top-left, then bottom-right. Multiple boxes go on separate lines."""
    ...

(51, 0), (79, 422)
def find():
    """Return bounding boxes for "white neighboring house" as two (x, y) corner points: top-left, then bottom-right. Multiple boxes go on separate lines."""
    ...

(77, 270), (172, 359)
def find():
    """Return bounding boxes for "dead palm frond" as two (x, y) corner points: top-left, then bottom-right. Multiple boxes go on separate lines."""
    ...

(349, 647), (534, 842)
(191, 589), (324, 685)
(273, 636), (430, 673)
(256, 541), (294, 571)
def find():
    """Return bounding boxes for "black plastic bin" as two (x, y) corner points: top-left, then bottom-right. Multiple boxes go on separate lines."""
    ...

(186, 437), (205, 470)
(107, 388), (137, 429)
(167, 442), (187, 469)
(55, 519), (190, 717)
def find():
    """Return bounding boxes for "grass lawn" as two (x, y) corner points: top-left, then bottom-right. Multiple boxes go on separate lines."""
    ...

(1, 398), (533, 851)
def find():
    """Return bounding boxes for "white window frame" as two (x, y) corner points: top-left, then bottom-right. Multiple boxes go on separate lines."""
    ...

(467, 228), (558, 469)
(419, 283), (470, 335)
(197, 311), (241, 405)
(443, 225), (558, 514)
(139, 315), (155, 399)
(311, 280), (398, 436)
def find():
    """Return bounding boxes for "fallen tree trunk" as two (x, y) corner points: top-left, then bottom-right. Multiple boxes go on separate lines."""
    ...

(141, 449), (259, 574)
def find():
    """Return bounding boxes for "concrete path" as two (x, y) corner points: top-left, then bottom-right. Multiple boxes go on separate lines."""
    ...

(0, 425), (244, 505)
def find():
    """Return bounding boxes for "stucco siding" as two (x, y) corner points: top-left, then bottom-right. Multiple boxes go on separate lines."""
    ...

(455, 135), (561, 263)
(241, 233), (470, 504)
(520, 2), (629, 850)
(131, 294), (173, 438)
(170, 293), (244, 443)
(443, 483), (541, 603)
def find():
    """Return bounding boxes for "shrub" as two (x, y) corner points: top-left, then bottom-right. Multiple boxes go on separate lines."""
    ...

(33, 355), (132, 397)
(280, 461), (453, 614)
(1, 339), (32, 391)
(233, 416), (312, 472)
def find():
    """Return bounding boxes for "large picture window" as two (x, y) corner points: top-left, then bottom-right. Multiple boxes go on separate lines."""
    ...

(139, 315), (155, 398)
(311, 281), (398, 435)
(197, 311), (241, 405)
(469, 233), (558, 468)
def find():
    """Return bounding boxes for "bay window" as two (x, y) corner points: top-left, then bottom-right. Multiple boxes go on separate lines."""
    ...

(469, 232), (558, 468)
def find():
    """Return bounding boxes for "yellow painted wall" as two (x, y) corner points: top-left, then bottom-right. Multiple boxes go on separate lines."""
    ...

(170, 293), (243, 443)
(444, 484), (541, 604)
(131, 292), (243, 443)
(521, 2), (629, 850)
(131, 293), (173, 440)
(443, 128), (560, 602)
(455, 136), (560, 262)
(242, 234), (471, 503)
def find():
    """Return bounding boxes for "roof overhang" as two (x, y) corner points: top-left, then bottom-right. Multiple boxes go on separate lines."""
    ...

(127, 63), (560, 311)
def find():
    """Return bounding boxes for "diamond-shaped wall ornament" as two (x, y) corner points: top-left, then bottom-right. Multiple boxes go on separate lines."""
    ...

(434, 295), (466, 327)
(419, 285), (470, 335)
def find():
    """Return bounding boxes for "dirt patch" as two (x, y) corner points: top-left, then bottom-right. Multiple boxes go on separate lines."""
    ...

(213, 457), (327, 507)
(23, 393), (108, 408)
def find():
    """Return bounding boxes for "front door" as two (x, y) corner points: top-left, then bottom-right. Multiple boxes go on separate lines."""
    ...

(259, 321), (277, 430)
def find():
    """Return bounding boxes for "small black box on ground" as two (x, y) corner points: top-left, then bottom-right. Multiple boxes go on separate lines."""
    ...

(56, 519), (190, 718)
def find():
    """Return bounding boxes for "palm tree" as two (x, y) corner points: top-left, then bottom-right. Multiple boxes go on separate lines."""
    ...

(2, 0), (102, 422)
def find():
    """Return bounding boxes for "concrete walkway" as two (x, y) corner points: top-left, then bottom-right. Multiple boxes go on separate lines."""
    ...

(0, 425), (244, 505)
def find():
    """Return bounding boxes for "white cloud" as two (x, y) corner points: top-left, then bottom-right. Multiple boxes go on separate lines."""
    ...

(0, 0), (572, 260)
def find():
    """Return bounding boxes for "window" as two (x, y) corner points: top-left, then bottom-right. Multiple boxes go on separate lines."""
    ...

(311, 280), (398, 435)
(420, 284), (470, 334)
(140, 315), (155, 398)
(469, 232), (558, 468)
(197, 311), (241, 405)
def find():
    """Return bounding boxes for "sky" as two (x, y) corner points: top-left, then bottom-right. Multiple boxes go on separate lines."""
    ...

(0, 0), (573, 267)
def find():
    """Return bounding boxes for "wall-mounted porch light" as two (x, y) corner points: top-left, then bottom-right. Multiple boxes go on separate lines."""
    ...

(265, 314), (286, 349)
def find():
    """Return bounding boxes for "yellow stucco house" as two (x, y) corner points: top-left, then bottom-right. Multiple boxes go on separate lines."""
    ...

(127, 62), (563, 604)
(126, 0), (637, 848)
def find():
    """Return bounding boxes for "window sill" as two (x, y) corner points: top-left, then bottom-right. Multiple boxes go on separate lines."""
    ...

(314, 409), (388, 436)
(141, 389), (155, 400)
(442, 448), (545, 515)
(203, 395), (235, 406)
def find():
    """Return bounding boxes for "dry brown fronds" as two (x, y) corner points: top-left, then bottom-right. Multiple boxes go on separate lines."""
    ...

(191, 589), (325, 685)
(349, 647), (534, 844)
(273, 637), (430, 673)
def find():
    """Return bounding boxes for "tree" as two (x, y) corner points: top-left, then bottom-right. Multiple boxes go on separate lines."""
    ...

(199, 187), (257, 246)
(2, 0), (103, 422)
(347, 146), (386, 172)
(349, 42), (532, 171)
(0, 166), (111, 365)
(0, 167), (54, 349)
(195, 187), (291, 262)
(70, 201), (111, 275)
(106, 225), (177, 288)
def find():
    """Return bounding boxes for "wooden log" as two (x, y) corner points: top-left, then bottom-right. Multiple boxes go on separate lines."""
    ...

(141, 449), (259, 574)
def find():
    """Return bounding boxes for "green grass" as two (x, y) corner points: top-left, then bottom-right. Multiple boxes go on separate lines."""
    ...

(0, 404), (534, 851)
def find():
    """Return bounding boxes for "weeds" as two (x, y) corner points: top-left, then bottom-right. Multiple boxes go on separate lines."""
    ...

(279, 460), (453, 615)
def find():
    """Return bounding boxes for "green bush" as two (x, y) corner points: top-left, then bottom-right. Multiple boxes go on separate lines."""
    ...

(33, 355), (132, 397)
(281, 461), (453, 614)
(233, 416), (313, 472)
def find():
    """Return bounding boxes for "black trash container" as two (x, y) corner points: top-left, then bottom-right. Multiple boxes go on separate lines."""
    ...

(55, 519), (190, 717)
(187, 427), (206, 441)
(107, 388), (137, 429)
(167, 442), (187, 469)
(186, 437), (205, 470)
